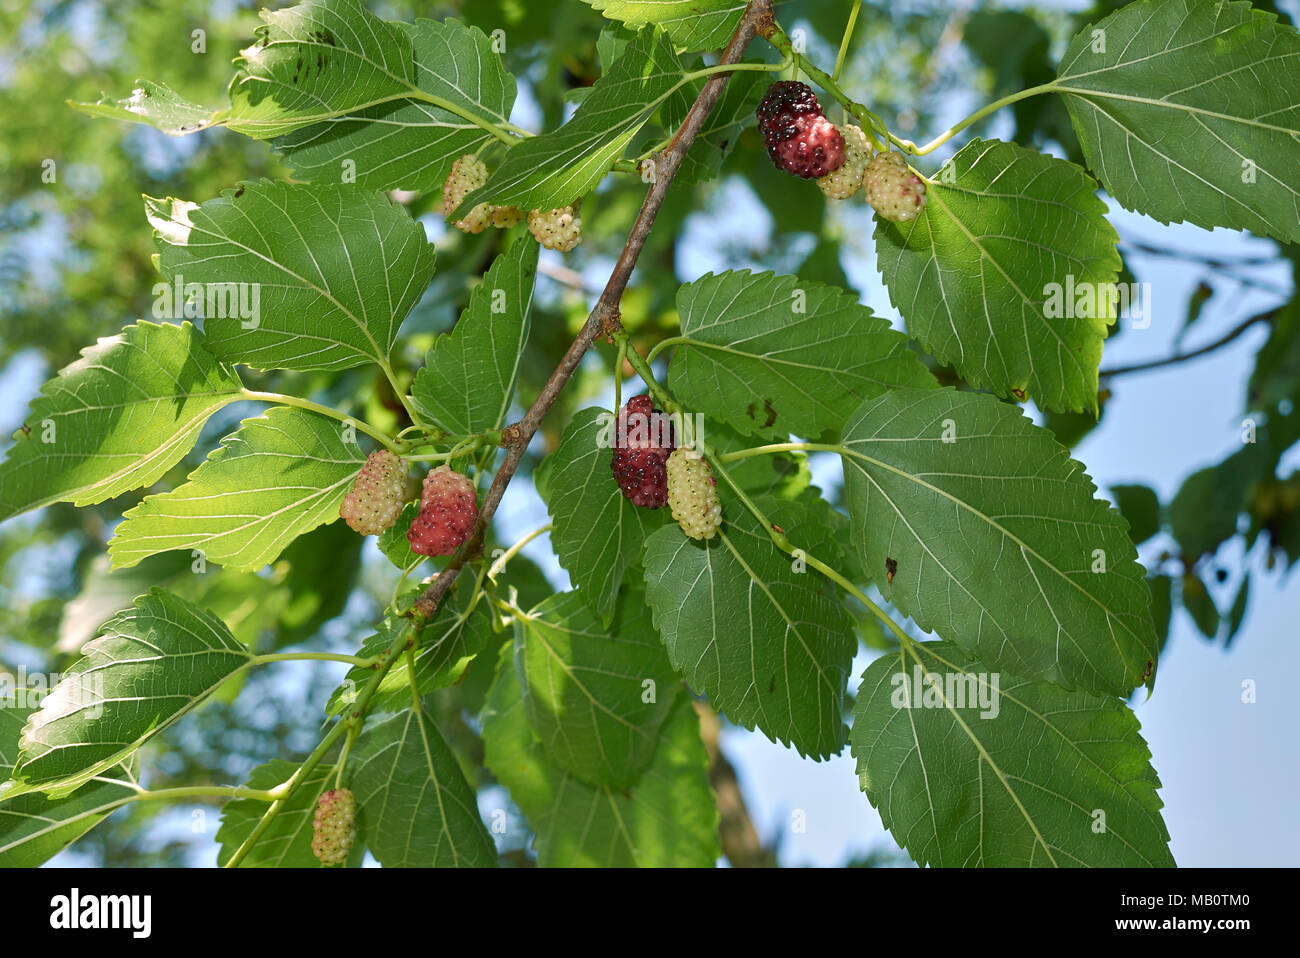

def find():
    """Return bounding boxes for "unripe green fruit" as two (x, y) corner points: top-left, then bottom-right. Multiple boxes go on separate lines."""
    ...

(666, 448), (722, 541)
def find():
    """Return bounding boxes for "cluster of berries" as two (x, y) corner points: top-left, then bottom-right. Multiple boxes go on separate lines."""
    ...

(339, 451), (477, 557)
(611, 396), (722, 541)
(443, 154), (583, 251)
(756, 81), (927, 223)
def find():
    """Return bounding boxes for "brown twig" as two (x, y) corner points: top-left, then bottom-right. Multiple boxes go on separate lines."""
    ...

(1099, 308), (1276, 379)
(536, 258), (596, 293)
(694, 700), (778, 867)
(1120, 239), (1283, 270)
(410, 0), (773, 622)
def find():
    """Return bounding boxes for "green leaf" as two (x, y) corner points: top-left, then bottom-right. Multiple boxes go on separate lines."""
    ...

(797, 235), (856, 294)
(72, 80), (223, 137)
(668, 270), (935, 439)
(663, 67), (764, 186)
(1110, 483), (1161, 546)
(1169, 455), (1252, 559)
(350, 705), (497, 867)
(411, 239), (539, 434)
(546, 408), (670, 620)
(58, 553), (191, 655)
(482, 652), (718, 867)
(326, 581), (489, 716)
(851, 640), (1174, 867)
(108, 407), (367, 572)
(145, 181), (435, 371)
(578, 0), (745, 49)
(1178, 281), (1215, 347)
(225, 0), (417, 139)
(275, 520), (365, 646)
(460, 29), (683, 213)
(1057, 0), (1300, 243)
(1181, 573), (1220, 639)
(597, 24), (637, 73)
(1149, 574), (1174, 655)
(748, 144), (828, 234)
(56, 553), (295, 657)
(1225, 573), (1250, 646)
(964, 11), (1052, 102)
(875, 139), (1120, 413)
(840, 388), (1157, 696)
(1248, 300), (1300, 412)
(0, 704), (138, 866)
(376, 501), (421, 571)
(514, 587), (680, 788)
(2, 589), (253, 799)
(0, 321), (242, 522)
(215, 760), (338, 867)
(276, 17), (518, 193)
(641, 497), (855, 758)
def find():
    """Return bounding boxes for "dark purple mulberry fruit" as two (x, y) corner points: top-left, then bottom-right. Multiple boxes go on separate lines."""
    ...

(756, 80), (846, 179)
(610, 395), (676, 509)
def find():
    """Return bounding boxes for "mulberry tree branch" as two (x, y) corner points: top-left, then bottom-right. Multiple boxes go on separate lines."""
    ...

(694, 701), (778, 867)
(410, 0), (774, 622)
(231, 9), (775, 856)
(1099, 308), (1275, 378)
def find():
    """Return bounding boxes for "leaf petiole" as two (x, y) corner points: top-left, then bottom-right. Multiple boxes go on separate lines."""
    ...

(643, 335), (694, 366)
(135, 784), (280, 802)
(240, 389), (402, 454)
(249, 651), (377, 668)
(832, 1), (862, 83)
(899, 82), (1060, 155)
(487, 523), (552, 584)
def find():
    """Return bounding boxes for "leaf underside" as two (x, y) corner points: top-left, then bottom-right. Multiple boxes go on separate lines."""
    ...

(875, 139), (1120, 414)
(0, 321), (242, 521)
(839, 387), (1157, 697)
(482, 650), (718, 867)
(1057, 0), (1300, 243)
(109, 406), (367, 572)
(852, 640), (1174, 867)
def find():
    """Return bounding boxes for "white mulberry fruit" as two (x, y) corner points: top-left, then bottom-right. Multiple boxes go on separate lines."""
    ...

(611, 395), (676, 509)
(490, 205), (523, 228)
(864, 151), (928, 223)
(666, 448), (722, 541)
(408, 465), (478, 556)
(817, 125), (872, 200)
(756, 80), (846, 179)
(443, 155), (491, 234)
(528, 206), (582, 252)
(340, 449), (408, 535)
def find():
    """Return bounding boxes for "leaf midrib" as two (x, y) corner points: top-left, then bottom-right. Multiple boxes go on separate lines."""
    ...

(902, 638), (1059, 866)
(1054, 83), (1300, 137)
